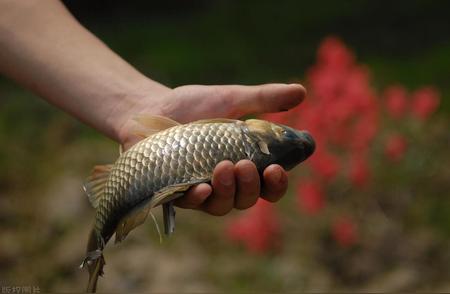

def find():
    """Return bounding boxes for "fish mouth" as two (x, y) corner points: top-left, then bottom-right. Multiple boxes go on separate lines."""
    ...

(297, 130), (315, 158)
(273, 130), (315, 171)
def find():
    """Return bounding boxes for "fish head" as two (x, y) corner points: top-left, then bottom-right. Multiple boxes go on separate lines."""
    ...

(244, 119), (315, 171)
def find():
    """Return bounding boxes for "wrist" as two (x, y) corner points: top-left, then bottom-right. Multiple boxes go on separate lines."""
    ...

(110, 78), (172, 145)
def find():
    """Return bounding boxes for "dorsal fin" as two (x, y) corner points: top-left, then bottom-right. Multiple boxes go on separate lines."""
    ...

(191, 118), (239, 125)
(83, 164), (113, 208)
(132, 114), (181, 138)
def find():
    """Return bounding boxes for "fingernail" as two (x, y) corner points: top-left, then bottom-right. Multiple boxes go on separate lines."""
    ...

(288, 83), (306, 93)
(220, 172), (233, 186)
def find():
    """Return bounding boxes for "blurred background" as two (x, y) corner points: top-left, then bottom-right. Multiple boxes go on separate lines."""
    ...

(0, 0), (449, 292)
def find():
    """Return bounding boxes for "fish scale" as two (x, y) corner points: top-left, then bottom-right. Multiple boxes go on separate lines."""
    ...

(96, 122), (248, 243)
(82, 117), (315, 292)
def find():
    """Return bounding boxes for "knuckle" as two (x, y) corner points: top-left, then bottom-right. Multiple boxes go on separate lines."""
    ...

(261, 195), (279, 203)
(235, 201), (255, 210)
(208, 207), (232, 216)
(254, 87), (268, 109)
(261, 186), (284, 202)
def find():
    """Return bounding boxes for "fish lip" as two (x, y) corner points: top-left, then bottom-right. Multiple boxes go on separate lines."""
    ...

(300, 131), (315, 158)
(292, 129), (315, 158)
(271, 129), (316, 171)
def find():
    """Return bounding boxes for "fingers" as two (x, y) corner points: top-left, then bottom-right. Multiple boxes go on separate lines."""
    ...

(203, 160), (261, 214)
(261, 164), (288, 202)
(234, 160), (260, 210)
(166, 83), (306, 124)
(175, 183), (212, 209)
(221, 83), (306, 117)
(175, 161), (288, 215)
(201, 161), (236, 216)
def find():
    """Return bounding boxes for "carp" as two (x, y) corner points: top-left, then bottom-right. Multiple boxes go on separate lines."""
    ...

(81, 116), (315, 292)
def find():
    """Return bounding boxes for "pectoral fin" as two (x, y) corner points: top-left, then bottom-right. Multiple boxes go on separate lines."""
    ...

(114, 180), (207, 243)
(258, 141), (270, 155)
(150, 185), (190, 208)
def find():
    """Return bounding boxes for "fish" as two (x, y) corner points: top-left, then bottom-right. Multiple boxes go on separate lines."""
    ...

(80, 115), (315, 292)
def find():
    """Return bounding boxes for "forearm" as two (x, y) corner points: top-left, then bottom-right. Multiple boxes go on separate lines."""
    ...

(0, 0), (170, 141)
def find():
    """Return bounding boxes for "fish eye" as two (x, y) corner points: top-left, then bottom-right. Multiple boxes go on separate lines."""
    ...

(282, 129), (297, 140)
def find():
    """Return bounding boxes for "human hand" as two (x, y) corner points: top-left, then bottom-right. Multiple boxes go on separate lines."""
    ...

(117, 83), (306, 215)
(0, 1), (305, 215)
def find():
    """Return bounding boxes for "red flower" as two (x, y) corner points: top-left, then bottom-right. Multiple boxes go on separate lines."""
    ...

(232, 36), (444, 256)
(227, 199), (281, 254)
(384, 85), (408, 118)
(302, 38), (379, 154)
(384, 134), (408, 162)
(411, 86), (440, 120)
(296, 180), (325, 215)
(317, 36), (354, 69)
(350, 109), (379, 152)
(309, 150), (340, 181)
(349, 155), (371, 188)
(332, 216), (358, 247)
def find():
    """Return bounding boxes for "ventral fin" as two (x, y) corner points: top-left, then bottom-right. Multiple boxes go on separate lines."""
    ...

(83, 164), (113, 208)
(115, 185), (189, 243)
(114, 179), (208, 243)
(115, 201), (152, 243)
(132, 114), (180, 138)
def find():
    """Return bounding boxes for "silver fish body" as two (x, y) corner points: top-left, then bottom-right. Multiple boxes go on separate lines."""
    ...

(82, 118), (315, 292)
(99, 121), (252, 243)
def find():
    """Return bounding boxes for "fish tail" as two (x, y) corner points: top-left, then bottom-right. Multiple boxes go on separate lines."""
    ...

(80, 229), (105, 293)
(86, 254), (105, 293)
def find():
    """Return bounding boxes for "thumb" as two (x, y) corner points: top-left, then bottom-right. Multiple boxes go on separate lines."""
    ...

(222, 83), (306, 117)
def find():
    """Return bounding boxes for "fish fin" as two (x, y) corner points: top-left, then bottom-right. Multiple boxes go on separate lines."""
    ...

(163, 201), (176, 236)
(83, 165), (113, 208)
(132, 114), (181, 138)
(114, 190), (184, 243)
(149, 180), (207, 208)
(84, 250), (105, 293)
(149, 211), (163, 243)
(81, 229), (105, 293)
(114, 180), (208, 243)
(258, 141), (270, 155)
(191, 118), (239, 124)
(115, 201), (152, 244)
(114, 189), (184, 244)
